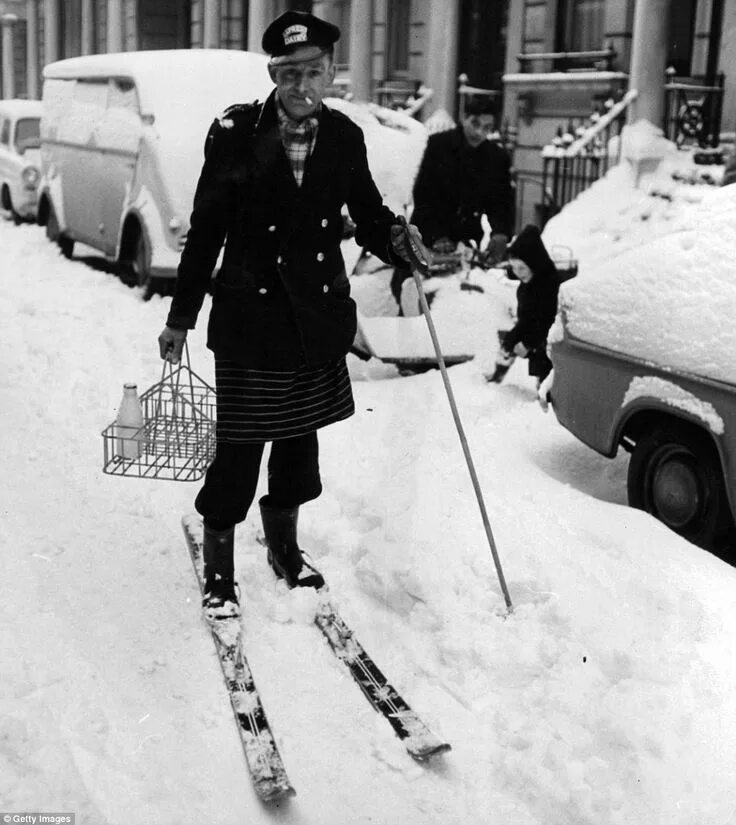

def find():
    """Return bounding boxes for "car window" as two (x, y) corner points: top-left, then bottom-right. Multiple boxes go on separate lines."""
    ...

(0, 118), (9, 146)
(15, 117), (41, 152)
(96, 77), (143, 154)
(41, 78), (75, 141)
(57, 78), (109, 144)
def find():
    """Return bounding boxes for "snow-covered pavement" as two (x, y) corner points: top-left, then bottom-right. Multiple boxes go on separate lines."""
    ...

(2, 215), (735, 825)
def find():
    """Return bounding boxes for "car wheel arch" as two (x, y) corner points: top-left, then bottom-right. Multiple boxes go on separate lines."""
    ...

(623, 409), (734, 549)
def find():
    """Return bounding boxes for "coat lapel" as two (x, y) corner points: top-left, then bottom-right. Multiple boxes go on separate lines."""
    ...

(251, 92), (299, 198)
(300, 105), (339, 198)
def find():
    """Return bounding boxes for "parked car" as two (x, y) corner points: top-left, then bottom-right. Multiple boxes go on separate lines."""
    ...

(0, 99), (42, 222)
(38, 49), (274, 292)
(549, 187), (736, 552)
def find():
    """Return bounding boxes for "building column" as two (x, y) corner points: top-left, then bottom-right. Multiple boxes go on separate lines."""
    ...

(44, 0), (61, 64)
(107, 0), (123, 52)
(348, 0), (372, 101)
(26, 0), (39, 98)
(312, 1), (341, 28)
(1, 14), (18, 99)
(247, 0), (269, 53)
(81, 0), (95, 55)
(426, 0), (460, 116)
(203, 0), (221, 49)
(628, 0), (673, 127)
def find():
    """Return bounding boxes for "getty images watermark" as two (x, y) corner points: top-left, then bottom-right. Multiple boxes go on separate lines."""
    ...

(2, 816), (74, 824)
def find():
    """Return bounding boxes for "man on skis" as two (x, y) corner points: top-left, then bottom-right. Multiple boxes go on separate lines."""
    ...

(157, 10), (420, 617)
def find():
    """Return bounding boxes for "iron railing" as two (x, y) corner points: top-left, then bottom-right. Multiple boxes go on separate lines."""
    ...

(538, 89), (637, 224)
(663, 72), (724, 148)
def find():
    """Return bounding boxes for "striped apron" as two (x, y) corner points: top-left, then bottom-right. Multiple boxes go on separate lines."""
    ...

(214, 357), (354, 443)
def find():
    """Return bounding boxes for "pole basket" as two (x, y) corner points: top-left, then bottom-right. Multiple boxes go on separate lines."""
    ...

(101, 346), (216, 482)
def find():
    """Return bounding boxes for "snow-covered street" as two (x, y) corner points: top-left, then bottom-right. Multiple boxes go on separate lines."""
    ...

(2, 206), (736, 824)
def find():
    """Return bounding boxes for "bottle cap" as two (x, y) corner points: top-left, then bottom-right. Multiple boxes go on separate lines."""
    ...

(124, 382), (138, 389)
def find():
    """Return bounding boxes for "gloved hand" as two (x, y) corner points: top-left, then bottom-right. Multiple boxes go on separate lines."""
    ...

(432, 237), (456, 254)
(488, 233), (509, 265)
(513, 341), (529, 357)
(158, 326), (188, 363)
(390, 222), (426, 266)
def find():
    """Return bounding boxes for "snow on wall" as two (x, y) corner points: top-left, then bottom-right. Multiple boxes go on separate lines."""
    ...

(623, 376), (725, 435)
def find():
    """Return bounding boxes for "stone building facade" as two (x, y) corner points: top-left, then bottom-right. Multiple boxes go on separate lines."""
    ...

(0, 1), (733, 227)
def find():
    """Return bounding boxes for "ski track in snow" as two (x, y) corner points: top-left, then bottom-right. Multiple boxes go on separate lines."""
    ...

(1, 219), (736, 825)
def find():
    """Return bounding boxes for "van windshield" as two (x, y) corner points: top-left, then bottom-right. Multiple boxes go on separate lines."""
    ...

(15, 117), (41, 152)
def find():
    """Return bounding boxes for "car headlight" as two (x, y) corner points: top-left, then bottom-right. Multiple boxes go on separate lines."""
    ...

(22, 166), (40, 187)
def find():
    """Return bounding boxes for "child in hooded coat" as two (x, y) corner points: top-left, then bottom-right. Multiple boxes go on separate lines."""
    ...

(487, 224), (559, 385)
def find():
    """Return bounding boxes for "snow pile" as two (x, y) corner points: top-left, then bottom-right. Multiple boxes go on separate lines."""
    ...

(326, 97), (427, 213)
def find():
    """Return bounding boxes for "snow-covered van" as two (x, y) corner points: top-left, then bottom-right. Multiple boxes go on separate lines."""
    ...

(549, 187), (736, 552)
(0, 99), (42, 221)
(37, 50), (273, 290)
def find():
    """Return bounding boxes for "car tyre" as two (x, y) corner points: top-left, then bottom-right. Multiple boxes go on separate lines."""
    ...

(120, 224), (157, 299)
(46, 201), (74, 258)
(627, 423), (732, 550)
(1, 185), (22, 225)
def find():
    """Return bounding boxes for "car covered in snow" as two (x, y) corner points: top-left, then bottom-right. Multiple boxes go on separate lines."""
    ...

(37, 50), (425, 294)
(549, 185), (736, 551)
(0, 99), (42, 222)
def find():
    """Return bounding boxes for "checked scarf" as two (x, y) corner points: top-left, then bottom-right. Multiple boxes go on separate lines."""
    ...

(276, 97), (319, 187)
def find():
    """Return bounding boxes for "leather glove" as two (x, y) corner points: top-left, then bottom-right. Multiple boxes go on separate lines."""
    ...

(158, 326), (188, 363)
(488, 233), (509, 265)
(390, 222), (425, 266)
(432, 237), (456, 254)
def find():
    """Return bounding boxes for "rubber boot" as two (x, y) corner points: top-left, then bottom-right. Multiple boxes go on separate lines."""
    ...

(259, 497), (325, 589)
(485, 360), (513, 384)
(202, 523), (240, 618)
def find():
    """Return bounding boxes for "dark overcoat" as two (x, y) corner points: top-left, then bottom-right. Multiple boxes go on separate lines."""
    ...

(410, 126), (513, 248)
(502, 226), (560, 377)
(166, 90), (400, 369)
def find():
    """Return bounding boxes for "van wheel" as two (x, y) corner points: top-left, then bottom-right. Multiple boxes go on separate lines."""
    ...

(627, 423), (732, 550)
(46, 202), (74, 258)
(1, 185), (22, 224)
(120, 226), (155, 297)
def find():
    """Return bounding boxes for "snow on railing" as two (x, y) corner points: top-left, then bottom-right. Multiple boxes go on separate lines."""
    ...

(542, 89), (638, 159)
(538, 89), (638, 225)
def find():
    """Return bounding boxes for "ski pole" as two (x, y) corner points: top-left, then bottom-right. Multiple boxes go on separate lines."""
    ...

(397, 217), (513, 613)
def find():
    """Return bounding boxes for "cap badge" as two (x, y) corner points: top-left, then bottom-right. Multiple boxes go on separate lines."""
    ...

(283, 24), (308, 46)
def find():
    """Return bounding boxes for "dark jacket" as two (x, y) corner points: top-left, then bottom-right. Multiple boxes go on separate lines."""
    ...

(166, 91), (400, 369)
(410, 126), (513, 247)
(502, 225), (559, 376)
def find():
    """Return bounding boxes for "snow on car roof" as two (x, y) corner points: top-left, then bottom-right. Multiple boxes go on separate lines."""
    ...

(0, 99), (43, 118)
(556, 181), (736, 386)
(43, 50), (274, 117)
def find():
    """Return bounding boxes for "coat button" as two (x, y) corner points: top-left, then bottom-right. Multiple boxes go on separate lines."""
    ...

(321, 218), (328, 227)
(259, 287), (268, 295)
(322, 284), (329, 293)
(268, 225), (276, 232)
(316, 252), (325, 261)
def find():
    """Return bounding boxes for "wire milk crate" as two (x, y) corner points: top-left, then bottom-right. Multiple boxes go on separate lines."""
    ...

(101, 346), (216, 481)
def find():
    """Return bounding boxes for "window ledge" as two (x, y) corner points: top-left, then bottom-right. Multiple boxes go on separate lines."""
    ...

(503, 71), (628, 91)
